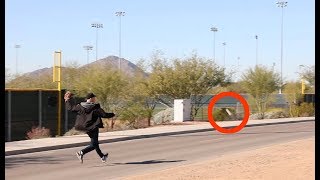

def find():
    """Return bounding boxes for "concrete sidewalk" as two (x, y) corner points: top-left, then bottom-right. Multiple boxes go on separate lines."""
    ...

(5, 117), (315, 156)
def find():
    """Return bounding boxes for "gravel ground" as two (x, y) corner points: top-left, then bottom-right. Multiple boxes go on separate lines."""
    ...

(123, 137), (315, 180)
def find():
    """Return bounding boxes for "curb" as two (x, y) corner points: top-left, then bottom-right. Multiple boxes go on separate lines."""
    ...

(5, 119), (314, 156)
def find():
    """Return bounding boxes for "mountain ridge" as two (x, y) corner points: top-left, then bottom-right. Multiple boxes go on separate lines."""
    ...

(21, 55), (146, 79)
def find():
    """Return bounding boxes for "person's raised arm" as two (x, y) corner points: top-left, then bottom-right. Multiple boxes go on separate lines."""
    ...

(64, 91), (81, 112)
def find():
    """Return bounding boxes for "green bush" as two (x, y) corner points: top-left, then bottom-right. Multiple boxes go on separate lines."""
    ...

(289, 104), (300, 117)
(64, 127), (85, 136)
(263, 109), (289, 119)
(298, 102), (314, 117)
(119, 103), (151, 129)
(212, 108), (236, 121)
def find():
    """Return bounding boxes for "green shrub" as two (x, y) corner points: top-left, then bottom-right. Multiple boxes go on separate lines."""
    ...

(26, 126), (51, 140)
(266, 107), (285, 112)
(119, 103), (151, 129)
(264, 110), (289, 119)
(213, 109), (226, 121)
(289, 104), (300, 117)
(298, 102), (314, 117)
(212, 108), (236, 121)
(64, 127), (85, 136)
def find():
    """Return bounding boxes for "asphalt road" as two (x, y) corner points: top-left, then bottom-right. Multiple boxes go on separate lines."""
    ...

(5, 121), (314, 180)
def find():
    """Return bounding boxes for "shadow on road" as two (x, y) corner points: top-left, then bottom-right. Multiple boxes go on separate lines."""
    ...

(111, 159), (185, 166)
(5, 155), (62, 169)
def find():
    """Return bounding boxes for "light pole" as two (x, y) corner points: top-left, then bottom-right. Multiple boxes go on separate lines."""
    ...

(210, 27), (218, 61)
(272, 62), (276, 72)
(276, 1), (287, 94)
(116, 11), (125, 71)
(255, 35), (258, 66)
(91, 23), (103, 61)
(14, 44), (21, 74)
(236, 56), (240, 81)
(83, 45), (93, 64)
(222, 42), (226, 67)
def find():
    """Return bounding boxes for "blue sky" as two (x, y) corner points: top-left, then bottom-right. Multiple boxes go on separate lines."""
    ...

(5, 0), (314, 81)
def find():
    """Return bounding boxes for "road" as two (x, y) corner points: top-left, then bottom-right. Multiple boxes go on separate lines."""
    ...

(5, 121), (314, 180)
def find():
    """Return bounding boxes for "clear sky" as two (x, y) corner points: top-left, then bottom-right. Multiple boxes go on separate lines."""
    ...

(5, 0), (315, 81)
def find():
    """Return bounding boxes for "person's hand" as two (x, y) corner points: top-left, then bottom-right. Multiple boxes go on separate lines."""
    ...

(106, 112), (115, 118)
(64, 91), (73, 102)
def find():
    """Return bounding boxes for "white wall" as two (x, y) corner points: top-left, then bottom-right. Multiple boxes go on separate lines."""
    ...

(174, 99), (191, 122)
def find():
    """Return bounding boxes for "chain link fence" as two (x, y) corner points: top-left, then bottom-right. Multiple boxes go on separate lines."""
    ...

(6, 90), (313, 142)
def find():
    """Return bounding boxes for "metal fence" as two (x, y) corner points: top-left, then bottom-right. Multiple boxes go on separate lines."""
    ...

(5, 90), (314, 142)
(5, 89), (78, 142)
(151, 93), (316, 121)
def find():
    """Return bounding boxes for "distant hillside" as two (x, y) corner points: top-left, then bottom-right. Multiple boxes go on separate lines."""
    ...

(21, 56), (147, 79)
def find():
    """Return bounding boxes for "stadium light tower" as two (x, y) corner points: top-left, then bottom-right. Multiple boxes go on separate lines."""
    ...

(276, 1), (287, 94)
(14, 44), (21, 74)
(83, 45), (93, 64)
(116, 11), (125, 71)
(210, 27), (218, 61)
(91, 23), (103, 61)
(255, 35), (258, 66)
(222, 42), (226, 67)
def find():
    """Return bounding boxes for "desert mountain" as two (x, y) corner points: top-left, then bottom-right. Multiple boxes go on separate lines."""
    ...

(21, 56), (147, 79)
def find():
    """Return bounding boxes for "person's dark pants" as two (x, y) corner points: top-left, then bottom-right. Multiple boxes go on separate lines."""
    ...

(81, 128), (104, 158)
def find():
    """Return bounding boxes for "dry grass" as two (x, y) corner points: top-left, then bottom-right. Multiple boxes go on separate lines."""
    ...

(26, 126), (51, 139)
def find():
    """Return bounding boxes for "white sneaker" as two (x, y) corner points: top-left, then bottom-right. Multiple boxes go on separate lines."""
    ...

(101, 153), (109, 163)
(76, 151), (83, 164)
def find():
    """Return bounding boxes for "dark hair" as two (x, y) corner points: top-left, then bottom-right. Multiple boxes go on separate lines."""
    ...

(86, 92), (96, 99)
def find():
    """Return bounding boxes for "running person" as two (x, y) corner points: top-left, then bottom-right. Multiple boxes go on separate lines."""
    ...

(64, 91), (115, 163)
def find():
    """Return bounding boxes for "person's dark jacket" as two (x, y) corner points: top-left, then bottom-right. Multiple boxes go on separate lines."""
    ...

(65, 99), (115, 133)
